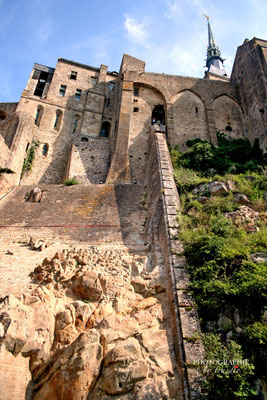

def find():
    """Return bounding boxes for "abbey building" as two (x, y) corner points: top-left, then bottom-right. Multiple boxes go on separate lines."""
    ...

(0, 21), (266, 194)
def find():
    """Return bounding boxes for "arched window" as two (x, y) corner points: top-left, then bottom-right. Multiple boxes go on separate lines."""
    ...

(0, 111), (7, 121)
(42, 143), (49, 156)
(100, 121), (110, 138)
(53, 109), (63, 131)
(34, 105), (44, 127)
(72, 114), (80, 134)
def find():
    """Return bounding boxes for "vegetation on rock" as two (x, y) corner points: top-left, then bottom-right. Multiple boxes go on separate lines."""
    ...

(20, 139), (40, 178)
(170, 133), (267, 399)
(63, 177), (80, 186)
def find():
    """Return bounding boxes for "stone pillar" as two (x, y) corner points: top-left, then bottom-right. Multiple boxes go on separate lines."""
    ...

(106, 80), (133, 183)
(98, 65), (108, 83)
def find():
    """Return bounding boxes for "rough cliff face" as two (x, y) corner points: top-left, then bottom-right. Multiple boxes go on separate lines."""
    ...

(0, 246), (179, 399)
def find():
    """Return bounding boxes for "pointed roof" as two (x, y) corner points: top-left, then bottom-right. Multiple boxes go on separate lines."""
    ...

(205, 15), (223, 67)
(204, 16), (229, 78)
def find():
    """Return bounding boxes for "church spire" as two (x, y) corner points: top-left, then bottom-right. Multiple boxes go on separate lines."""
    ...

(204, 15), (229, 79)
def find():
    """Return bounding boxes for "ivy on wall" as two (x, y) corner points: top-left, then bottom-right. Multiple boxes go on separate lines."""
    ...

(20, 139), (40, 179)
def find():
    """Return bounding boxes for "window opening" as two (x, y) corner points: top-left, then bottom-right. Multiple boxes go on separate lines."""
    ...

(133, 87), (139, 97)
(53, 110), (63, 131)
(106, 98), (111, 108)
(100, 121), (110, 138)
(59, 85), (67, 97)
(133, 107), (139, 113)
(108, 82), (115, 91)
(91, 77), (97, 87)
(81, 137), (89, 142)
(70, 71), (77, 80)
(72, 115), (80, 134)
(42, 144), (48, 156)
(34, 71), (49, 97)
(75, 89), (82, 100)
(35, 105), (43, 127)
(195, 107), (198, 113)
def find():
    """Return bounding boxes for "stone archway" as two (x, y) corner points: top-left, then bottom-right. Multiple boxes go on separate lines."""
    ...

(170, 89), (209, 149)
(212, 95), (245, 139)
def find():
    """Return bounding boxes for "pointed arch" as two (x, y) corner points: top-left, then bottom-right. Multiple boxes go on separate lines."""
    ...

(212, 95), (245, 139)
(170, 89), (209, 147)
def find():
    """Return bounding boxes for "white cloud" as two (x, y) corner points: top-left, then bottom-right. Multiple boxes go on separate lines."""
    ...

(124, 15), (149, 47)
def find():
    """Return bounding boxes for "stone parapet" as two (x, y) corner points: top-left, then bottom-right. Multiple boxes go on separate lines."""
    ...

(145, 128), (203, 399)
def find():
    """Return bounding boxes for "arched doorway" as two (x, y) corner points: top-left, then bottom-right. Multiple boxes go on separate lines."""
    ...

(152, 105), (165, 125)
(100, 121), (110, 138)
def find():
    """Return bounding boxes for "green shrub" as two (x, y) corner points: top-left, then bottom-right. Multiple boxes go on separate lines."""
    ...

(243, 322), (267, 380)
(63, 177), (80, 186)
(173, 167), (204, 193)
(200, 333), (257, 399)
(170, 132), (266, 177)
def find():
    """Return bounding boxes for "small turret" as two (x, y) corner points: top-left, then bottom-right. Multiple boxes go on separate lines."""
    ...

(204, 16), (229, 79)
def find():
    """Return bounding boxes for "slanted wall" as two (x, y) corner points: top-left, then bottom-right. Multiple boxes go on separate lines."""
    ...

(145, 127), (204, 399)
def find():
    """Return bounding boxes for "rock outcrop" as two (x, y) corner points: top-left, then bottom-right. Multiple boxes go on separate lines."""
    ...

(0, 247), (179, 399)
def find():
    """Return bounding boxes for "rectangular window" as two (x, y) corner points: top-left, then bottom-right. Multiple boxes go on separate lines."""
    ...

(34, 71), (49, 97)
(133, 87), (139, 97)
(133, 107), (139, 113)
(74, 89), (82, 100)
(70, 71), (77, 80)
(59, 85), (66, 97)
(108, 82), (115, 91)
(91, 77), (97, 86)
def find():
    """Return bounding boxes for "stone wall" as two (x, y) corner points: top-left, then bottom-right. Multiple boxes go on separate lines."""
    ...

(231, 38), (267, 148)
(67, 135), (111, 184)
(171, 89), (209, 148)
(145, 127), (203, 399)
(129, 86), (165, 183)
(16, 58), (118, 185)
(0, 103), (19, 147)
(212, 94), (245, 138)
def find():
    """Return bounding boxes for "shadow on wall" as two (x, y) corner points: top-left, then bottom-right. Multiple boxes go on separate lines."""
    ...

(0, 113), (20, 149)
(128, 83), (167, 184)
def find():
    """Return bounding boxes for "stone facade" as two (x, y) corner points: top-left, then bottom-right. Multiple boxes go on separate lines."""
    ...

(231, 38), (267, 148)
(0, 37), (266, 188)
(0, 36), (267, 399)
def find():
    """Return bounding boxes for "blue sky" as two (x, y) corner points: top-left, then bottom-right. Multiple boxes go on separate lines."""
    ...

(1, 0), (267, 102)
